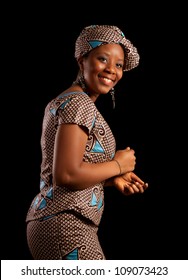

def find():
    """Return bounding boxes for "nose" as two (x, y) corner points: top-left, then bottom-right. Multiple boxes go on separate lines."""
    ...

(105, 63), (116, 74)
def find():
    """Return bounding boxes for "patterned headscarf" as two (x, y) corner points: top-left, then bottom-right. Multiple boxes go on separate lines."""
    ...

(75, 25), (140, 71)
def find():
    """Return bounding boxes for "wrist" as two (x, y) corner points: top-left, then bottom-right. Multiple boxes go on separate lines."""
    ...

(113, 159), (122, 175)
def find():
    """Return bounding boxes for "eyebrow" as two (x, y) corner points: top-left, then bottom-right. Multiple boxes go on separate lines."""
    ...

(95, 51), (124, 61)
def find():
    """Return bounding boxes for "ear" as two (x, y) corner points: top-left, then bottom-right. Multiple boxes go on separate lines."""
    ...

(77, 56), (84, 71)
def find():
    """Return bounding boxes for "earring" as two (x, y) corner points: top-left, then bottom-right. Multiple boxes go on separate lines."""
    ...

(78, 74), (87, 92)
(110, 87), (115, 109)
(72, 73), (87, 92)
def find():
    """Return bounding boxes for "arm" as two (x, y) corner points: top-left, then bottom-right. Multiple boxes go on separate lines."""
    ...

(53, 123), (122, 190)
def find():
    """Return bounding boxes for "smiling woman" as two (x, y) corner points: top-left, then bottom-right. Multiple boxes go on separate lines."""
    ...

(75, 43), (125, 103)
(25, 24), (148, 260)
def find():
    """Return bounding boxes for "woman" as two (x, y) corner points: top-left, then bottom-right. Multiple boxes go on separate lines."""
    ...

(26, 25), (148, 260)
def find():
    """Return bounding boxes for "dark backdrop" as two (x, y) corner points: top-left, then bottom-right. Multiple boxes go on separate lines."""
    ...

(3, 4), (187, 260)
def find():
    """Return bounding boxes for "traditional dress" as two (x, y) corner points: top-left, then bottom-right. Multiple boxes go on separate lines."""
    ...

(26, 91), (116, 259)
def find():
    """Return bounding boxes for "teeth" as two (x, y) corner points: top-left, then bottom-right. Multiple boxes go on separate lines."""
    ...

(103, 77), (111, 82)
(99, 76), (113, 86)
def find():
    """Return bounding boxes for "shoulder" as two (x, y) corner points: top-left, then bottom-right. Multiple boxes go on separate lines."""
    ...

(57, 91), (91, 102)
(49, 91), (95, 116)
(57, 91), (94, 108)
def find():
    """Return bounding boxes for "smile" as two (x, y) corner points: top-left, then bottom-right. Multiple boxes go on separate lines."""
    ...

(99, 76), (114, 86)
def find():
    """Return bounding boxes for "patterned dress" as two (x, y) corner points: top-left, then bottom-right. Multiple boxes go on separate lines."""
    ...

(26, 91), (116, 259)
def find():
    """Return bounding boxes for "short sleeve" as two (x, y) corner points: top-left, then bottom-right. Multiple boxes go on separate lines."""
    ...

(55, 93), (96, 133)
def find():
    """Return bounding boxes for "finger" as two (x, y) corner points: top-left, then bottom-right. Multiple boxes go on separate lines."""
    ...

(135, 182), (149, 192)
(135, 182), (144, 193)
(143, 182), (149, 189)
(131, 174), (145, 184)
(123, 184), (134, 195)
(130, 183), (140, 193)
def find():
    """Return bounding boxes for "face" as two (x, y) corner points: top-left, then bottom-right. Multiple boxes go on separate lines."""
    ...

(79, 43), (125, 97)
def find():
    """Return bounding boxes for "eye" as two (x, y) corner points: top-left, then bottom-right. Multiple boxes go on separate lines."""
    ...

(98, 56), (107, 63)
(116, 63), (123, 69)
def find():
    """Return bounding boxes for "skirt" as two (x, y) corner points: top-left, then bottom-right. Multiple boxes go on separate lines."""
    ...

(26, 211), (105, 260)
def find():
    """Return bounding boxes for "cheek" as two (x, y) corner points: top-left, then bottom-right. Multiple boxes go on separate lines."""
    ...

(84, 63), (102, 81)
(116, 71), (123, 82)
(85, 58), (104, 72)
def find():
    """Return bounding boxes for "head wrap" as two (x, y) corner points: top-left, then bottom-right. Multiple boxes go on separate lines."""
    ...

(75, 25), (140, 71)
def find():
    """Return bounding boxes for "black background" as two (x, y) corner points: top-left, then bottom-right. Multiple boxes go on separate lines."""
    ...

(2, 3), (187, 260)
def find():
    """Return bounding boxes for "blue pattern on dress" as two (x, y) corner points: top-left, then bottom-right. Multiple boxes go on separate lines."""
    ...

(65, 248), (78, 260)
(40, 179), (46, 190)
(90, 191), (103, 210)
(90, 192), (98, 206)
(60, 99), (71, 109)
(38, 198), (47, 210)
(97, 197), (103, 210)
(46, 187), (53, 199)
(50, 108), (56, 116)
(91, 140), (104, 153)
(33, 196), (39, 208)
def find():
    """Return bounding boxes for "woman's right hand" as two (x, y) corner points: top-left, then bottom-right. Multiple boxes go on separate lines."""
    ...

(114, 147), (136, 174)
(113, 171), (148, 195)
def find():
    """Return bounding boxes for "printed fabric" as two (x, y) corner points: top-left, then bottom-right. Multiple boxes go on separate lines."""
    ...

(26, 92), (116, 226)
